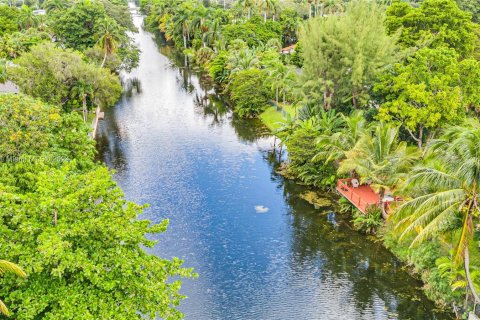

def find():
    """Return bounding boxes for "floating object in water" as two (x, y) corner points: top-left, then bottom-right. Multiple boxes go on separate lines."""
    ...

(254, 205), (269, 213)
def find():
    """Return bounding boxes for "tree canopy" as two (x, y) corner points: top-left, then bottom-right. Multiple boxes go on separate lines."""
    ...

(0, 94), (195, 319)
(386, 0), (476, 57)
(9, 42), (122, 111)
(299, 0), (400, 109)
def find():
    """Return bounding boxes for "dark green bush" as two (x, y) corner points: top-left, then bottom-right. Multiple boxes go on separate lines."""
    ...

(228, 68), (272, 118)
(223, 18), (281, 47)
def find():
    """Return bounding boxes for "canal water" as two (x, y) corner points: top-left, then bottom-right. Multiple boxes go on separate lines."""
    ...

(96, 9), (451, 320)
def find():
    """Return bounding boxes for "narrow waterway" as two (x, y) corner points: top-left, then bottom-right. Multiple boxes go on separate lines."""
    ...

(96, 9), (451, 320)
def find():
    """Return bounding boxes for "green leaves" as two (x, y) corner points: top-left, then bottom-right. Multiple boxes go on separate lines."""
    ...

(0, 95), (195, 319)
(9, 42), (122, 112)
(377, 47), (467, 144)
(228, 68), (272, 118)
(300, 0), (400, 109)
(386, 0), (476, 58)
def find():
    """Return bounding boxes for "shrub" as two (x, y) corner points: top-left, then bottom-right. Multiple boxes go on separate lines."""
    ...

(228, 68), (272, 117)
(352, 207), (383, 234)
(223, 18), (281, 47)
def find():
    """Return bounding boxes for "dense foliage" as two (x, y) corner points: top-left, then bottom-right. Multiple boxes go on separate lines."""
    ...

(0, 94), (194, 319)
(228, 68), (271, 117)
(0, 1), (194, 319)
(300, 1), (399, 109)
(2, 0), (480, 317)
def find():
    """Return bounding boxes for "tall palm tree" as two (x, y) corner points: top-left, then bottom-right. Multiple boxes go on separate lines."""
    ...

(0, 260), (27, 317)
(238, 0), (255, 19)
(393, 120), (480, 305)
(173, 10), (193, 49)
(338, 123), (419, 218)
(205, 19), (223, 49)
(257, 0), (278, 22)
(95, 18), (122, 68)
(42, 0), (68, 12)
(319, 0), (344, 16)
(191, 8), (209, 47)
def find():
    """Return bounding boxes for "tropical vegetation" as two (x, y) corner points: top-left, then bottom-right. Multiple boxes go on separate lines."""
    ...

(138, 0), (480, 317)
(0, 0), (194, 319)
(3, 0), (480, 317)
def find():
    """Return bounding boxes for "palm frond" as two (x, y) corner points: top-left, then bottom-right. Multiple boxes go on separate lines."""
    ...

(0, 260), (27, 278)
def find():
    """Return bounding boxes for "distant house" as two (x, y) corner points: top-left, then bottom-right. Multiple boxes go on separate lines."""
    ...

(281, 44), (296, 54)
(0, 81), (19, 94)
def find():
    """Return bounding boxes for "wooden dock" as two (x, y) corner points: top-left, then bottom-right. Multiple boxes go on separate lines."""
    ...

(336, 179), (380, 214)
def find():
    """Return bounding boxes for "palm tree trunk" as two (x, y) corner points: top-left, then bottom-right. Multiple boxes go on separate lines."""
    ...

(264, 12), (267, 22)
(82, 94), (87, 123)
(309, 4), (312, 18)
(101, 50), (107, 68)
(272, 14), (275, 21)
(464, 244), (480, 305)
(276, 87), (279, 103)
(183, 35), (187, 49)
(54, 209), (58, 226)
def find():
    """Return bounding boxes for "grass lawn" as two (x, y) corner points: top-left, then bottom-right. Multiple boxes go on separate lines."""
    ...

(260, 106), (285, 131)
(259, 103), (296, 132)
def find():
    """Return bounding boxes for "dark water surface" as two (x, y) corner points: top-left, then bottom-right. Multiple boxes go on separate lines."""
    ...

(96, 9), (451, 320)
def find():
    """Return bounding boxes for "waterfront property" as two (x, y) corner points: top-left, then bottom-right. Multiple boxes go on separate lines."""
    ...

(336, 178), (397, 214)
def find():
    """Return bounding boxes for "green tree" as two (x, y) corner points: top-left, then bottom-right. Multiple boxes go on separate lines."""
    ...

(0, 165), (194, 319)
(266, 62), (296, 103)
(0, 29), (50, 59)
(95, 18), (123, 68)
(0, 5), (19, 36)
(71, 79), (93, 123)
(300, 0), (399, 109)
(0, 260), (27, 317)
(393, 120), (480, 305)
(455, 0), (480, 22)
(314, 110), (370, 164)
(237, 0), (255, 18)
(17, 5), (38, 30)
(228, 68), (272, 117)
(0, 94), (94, 166)
(258, 0), (279, 22)
(222, 17), (281, 47)
(283, 115), (339, 188)
(0, 94), (195, 319)
(48, 1), (108, 51)
(376, 47), (476, 148)
(385, 0), (476, 57)
(42, 0), (70, 13)
(9, 42), (121, 112)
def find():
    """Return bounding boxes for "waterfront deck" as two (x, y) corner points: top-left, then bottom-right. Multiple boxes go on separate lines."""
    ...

(336, 179), (381, 214)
